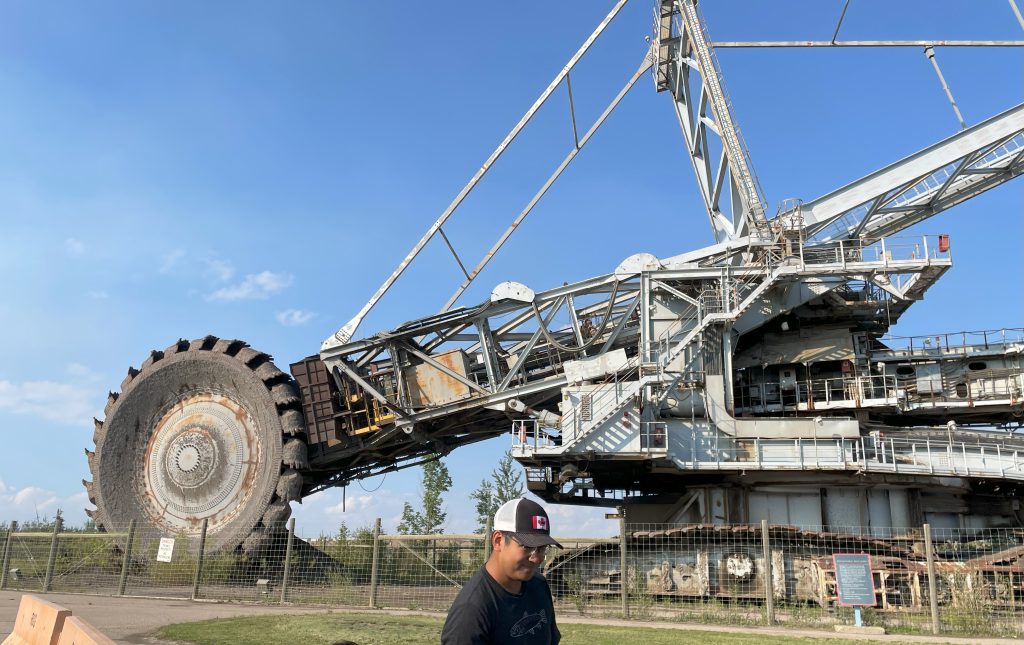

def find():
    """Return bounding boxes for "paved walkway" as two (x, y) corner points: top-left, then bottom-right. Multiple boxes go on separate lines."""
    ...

(1, 591), (1021, 644)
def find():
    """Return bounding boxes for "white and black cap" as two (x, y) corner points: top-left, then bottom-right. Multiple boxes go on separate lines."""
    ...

(493, 497), (562, 549)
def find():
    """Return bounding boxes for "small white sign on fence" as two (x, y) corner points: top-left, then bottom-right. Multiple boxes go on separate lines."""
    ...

(156, 537), (175, 563)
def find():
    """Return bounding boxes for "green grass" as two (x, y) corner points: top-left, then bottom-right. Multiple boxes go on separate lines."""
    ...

(157, 612), (914, 645)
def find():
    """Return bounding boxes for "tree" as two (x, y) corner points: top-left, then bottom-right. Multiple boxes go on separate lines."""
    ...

(396, 502), (421, 535)
(397, 456), (452, 535)
(470, 451), (525, 533)
(469, 480), (496, 534)
(333, 520), (375, 583)
(493, 451), (524, 504)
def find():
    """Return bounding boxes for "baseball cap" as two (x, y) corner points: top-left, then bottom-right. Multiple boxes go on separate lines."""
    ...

(493, 498), (562, 549)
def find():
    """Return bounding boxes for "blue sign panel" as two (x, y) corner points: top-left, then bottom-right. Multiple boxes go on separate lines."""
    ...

(832, 553), (876, 606)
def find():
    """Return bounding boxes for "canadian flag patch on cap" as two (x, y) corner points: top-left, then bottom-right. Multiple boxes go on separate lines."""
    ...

(532, 515), (548, 531)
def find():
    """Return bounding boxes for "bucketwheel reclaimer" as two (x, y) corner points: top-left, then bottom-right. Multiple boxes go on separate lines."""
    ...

(82, 1), (1024, 559)
(84, 336), (308, 553)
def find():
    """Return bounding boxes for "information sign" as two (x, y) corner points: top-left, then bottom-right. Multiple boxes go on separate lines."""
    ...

(157, 537), (175, 563)
(832, 553), (876, 606)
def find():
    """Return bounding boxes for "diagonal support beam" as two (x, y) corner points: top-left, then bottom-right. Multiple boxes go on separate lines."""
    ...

(323, 0), (630, 348)
(799, 102), (1024, 242)
(330, 362), (414, 423)
(396, 340), (489, 396)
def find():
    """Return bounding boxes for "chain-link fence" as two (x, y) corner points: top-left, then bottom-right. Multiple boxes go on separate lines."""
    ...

(2, 519), (1022, 637)
(546, 522), (1024, 638)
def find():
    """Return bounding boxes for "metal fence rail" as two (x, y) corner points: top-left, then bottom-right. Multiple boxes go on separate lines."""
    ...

(1, 519), (1022, 637)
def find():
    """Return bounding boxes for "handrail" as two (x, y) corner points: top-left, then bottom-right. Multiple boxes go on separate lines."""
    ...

(515, 422), (1024, 482)
(871, 327), (1024, 357)
(670, 433), (1024, 480)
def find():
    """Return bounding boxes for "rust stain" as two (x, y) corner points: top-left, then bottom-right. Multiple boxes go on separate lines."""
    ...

(141, 391), (264, 535)
(404, 349), (472, 407)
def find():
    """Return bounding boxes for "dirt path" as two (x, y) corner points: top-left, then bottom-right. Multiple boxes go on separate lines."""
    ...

(0, 592), (335, 644)
(2, 591), (1021, 644)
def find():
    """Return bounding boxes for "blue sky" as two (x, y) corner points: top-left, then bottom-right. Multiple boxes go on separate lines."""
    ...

(0, 1), (1021, 539)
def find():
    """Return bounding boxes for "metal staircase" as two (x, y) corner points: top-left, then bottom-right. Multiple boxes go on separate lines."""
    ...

(560, 378), (645, 452)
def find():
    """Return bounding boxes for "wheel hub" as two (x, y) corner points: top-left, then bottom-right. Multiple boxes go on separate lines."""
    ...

(167, 433), (216, 485)
(144, 392), (261, 533)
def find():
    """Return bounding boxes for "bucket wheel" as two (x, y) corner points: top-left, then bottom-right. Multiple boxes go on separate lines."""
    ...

(83, 336), (308, 554)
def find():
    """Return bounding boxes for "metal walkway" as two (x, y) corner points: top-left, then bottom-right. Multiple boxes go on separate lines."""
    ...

(516, 426), (1024, 482)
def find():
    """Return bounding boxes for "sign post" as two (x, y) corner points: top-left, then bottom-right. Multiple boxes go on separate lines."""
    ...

(832, 553), (876, 627)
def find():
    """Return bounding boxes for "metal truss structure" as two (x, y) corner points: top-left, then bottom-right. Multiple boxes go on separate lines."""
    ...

(305, 0), (1024, 531)
(655, 0), (768, 243)
(84, 0), (1024, 555)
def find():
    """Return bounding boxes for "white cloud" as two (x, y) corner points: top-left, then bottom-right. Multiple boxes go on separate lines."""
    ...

(207, 270), (293, 301)
(204, 258), (235, 282)
(276, 309), (315, 326)
(291, 488), (613, 540)
(294, 486), (409, 538)
(544, 501), (616, 538)
(64, 238), (85, 257)
(0, 480), (88, 527)
(159, 248), (186, 274)
(0, 364), (103, 426)
(326, 493), (369, 515)
(14, 486), (52, 506)
(86, 290), (110, 299)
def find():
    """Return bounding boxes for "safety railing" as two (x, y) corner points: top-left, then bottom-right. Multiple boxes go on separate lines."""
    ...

(871, 327), (1024, 358)
(899, 369), (1024, 403)
(734, 374), (898, 412)
(511, 419), (560, 453)
(639, 421), (668, 453)
(670, 432), (1024, 481)
(642, 301), (701, 365)
(801, 234), (952, 268)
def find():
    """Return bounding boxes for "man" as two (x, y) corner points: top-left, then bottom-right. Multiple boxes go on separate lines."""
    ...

(441, 497), (562, 644)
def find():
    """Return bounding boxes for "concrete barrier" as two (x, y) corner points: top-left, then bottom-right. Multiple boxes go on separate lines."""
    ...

(1, 594), (71, 645)
(55, 617), (115, 645)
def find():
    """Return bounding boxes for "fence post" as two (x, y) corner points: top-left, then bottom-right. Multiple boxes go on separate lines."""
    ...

(280, 518), (295, 605)
(43, 514), (63, 592)
(484, 516), (493, 562)
(117, 519), (136, 596)
(619, 511), (629, 618)
(923, 523), (940, 635)
(761, 519), (775, 625)
(190, 518), (208, 600)
(369, 518), (381, 608)
(0, 521), (16, 590)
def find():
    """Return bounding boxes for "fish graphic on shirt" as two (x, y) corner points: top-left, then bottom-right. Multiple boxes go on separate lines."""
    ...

(509, 609), (548, 638)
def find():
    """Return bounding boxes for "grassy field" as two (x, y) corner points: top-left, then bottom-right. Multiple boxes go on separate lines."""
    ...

(157, 612), (910, 645)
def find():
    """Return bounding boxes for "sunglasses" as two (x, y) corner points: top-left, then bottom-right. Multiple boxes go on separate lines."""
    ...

(505, 532), (548, 557)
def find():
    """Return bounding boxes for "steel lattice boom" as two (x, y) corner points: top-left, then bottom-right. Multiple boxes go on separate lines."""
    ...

(84, 1), (1024, 561)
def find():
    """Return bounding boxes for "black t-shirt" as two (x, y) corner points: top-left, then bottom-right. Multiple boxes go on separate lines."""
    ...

(441, 565), (560, 644)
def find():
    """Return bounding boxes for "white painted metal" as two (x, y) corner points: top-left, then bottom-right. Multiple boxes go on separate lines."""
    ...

(795, 103), (1024, 242)
(311, 3), (1024, 529)
(712, 40), (1024, 48)
(322, 0), (631, 350)
(656, 0), (767, 243)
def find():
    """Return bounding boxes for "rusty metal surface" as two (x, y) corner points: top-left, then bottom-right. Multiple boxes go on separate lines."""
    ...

(88, 337), (295, 554)
(290, 355), (345, 446)
(142, 392), (262, 535)
(404, 349), (473, 407)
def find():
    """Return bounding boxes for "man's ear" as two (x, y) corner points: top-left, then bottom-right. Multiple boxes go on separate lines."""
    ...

(491, 530), (503, 551)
